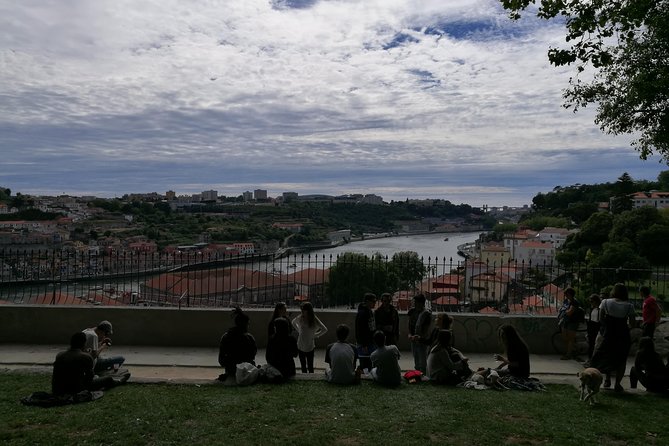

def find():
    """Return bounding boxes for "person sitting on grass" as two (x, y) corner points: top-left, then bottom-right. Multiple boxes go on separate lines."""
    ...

(427, 329), (471, 385)
(370, 330), (402, 387)
(629, 337), (669, 393)
(218, 307), (257, 382)
(494, 325), (530, 379)
(52, 332), (129, 396)
(325, 324), (360, 385)
(266, 317), (298, 381)
(82, 320), (125, 374)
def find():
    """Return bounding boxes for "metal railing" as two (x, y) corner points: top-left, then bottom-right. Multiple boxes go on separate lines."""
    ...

(0, 248), (664, 313)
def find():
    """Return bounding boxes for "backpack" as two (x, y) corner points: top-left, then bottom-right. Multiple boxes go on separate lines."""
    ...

(572, 305), (586, 324)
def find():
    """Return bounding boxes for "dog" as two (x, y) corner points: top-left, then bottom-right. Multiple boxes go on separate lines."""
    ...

(578, 367), (603, 405)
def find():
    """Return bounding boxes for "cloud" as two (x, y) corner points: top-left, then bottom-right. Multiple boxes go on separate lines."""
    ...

(0, 0), (665, 206)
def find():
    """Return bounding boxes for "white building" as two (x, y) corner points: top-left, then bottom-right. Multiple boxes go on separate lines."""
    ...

(201, 190), (218, 202)
(630, 191), (669, 209)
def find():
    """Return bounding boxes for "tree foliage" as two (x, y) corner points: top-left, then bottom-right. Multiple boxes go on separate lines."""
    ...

(326, 253), (394, 307)
(501, 0), (669, 159)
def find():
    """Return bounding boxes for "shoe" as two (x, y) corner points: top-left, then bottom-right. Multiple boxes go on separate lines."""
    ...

(119, 372), (131, 384)
(217, 373), (227, 382)
(630, 375), (638, 389)
(603, 378), (611, 388)
(614, 384), (624, 392)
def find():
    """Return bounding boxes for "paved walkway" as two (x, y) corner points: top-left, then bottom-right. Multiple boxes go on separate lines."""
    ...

(0, 343), (642, 391)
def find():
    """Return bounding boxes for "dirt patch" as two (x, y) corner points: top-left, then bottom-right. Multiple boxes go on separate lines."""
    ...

(334, 436), (361, 446)
(504, 435), (547, 445)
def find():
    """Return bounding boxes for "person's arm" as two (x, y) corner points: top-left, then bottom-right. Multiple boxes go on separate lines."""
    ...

(291, 316), (300, 333)
(324, 344), (332, 365)
(314, 317), (328, 338)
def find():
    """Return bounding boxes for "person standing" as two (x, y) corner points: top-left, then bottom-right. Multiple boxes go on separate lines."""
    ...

(408, 294), (432, 373)
(557, 288), (581, 360)
(640, 286), (661, 339)
(586, 294), (602, 360)
(292, 302), (328, 373)
(267, 301), (293, 341)
(375, 293), (399, 346)
(590, 283), (636, 392)
(81, 320), (125, 374)
(355, 293), (377, 370)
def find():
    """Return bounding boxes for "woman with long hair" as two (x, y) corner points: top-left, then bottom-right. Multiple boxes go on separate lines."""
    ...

(292, 301), (328, 373)
(494, 324), (530, 378)
(427, 329), (471, 384)
(590, 283), (636, 391)
(267, 302), (292, 340)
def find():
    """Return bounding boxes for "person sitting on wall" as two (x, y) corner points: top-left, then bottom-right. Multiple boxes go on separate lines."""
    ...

(370, 330), (402, 387)
(218, 307), (257, 382)
(52, 332), (130, 396)
(427, 329), (471, 385)
(82, 320), (125, 374)
(266, 317), (298, 381)
(325, 324), (360, 385)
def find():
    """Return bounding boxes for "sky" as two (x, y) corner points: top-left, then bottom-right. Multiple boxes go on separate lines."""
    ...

(0, 0), (666, 207)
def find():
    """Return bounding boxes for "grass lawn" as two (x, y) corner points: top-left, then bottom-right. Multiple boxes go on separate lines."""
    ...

(1, 372), (667, 446)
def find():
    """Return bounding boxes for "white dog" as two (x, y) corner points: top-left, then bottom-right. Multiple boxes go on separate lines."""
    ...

(578, 368), (603, 405)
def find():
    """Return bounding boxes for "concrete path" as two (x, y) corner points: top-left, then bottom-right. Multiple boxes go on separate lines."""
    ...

(0, 343), (640, 390)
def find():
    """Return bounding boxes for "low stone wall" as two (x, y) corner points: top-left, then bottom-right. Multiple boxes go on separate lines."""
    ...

(0, 305), (564, 354)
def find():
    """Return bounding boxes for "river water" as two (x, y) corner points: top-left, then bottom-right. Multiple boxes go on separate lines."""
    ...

(304, 231), (479, 262)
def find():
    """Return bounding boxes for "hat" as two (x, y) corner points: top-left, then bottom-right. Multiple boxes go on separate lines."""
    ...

(97, 320), (113, 335)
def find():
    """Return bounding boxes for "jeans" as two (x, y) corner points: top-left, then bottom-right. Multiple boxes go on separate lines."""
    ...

(298, 349), (314, 373)
(411, 342), (428, 373)
(95, 355), (125, 374)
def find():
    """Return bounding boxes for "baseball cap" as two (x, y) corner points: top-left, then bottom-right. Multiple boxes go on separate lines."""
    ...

(97, 320), (113, 335)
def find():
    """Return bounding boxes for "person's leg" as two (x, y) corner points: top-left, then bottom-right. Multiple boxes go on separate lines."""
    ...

(642, 323), (656, 340)
(94, 355), (125, 374)
(629, 366), (638, 389)
(298, 350), (308, 373)
(614, 363), (626, 391)
(410, 342), (420, 370)
(306, 349), (315, 373)
(417, 344), (428, 373)
(561, 328), (575, 359)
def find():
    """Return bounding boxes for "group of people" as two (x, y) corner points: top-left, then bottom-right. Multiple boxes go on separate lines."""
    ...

(219, 293), (533, 388)
(51, 320), (130, 397)
(563, 283), (668, 393)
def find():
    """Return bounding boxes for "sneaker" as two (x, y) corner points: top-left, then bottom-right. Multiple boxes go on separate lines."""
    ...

(603, 378), (611, 388)
(119, 372), (131, 384)
(217, 373), (228, 382)
(614, 384), (624, 392)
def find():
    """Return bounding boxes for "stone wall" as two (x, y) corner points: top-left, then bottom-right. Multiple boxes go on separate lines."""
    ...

(0, 305), (566, 354)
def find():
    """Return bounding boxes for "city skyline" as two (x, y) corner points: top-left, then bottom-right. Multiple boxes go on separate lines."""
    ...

(1, 0), (666, 207)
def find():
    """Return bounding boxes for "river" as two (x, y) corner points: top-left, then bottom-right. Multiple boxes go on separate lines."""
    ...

(306, 232), (479, 261)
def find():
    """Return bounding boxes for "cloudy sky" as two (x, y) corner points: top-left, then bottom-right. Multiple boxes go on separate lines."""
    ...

(0, 0), (666, 206)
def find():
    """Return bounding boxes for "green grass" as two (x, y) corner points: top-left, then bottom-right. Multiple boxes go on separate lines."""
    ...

(1, 372), (667, 446)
